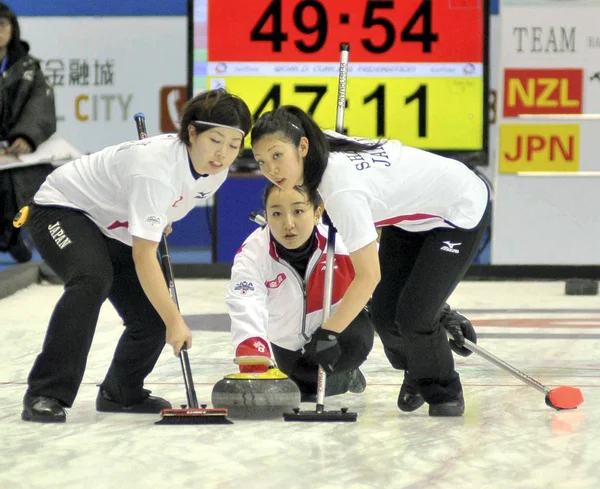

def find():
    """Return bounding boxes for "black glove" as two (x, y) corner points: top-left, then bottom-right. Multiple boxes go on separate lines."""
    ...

(307, 327), (342, 373)
(439, 304), (477, 357)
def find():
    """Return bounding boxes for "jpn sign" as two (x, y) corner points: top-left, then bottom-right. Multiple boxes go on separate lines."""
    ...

(499, 124), (580, 173)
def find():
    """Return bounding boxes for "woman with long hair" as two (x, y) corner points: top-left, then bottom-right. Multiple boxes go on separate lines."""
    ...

(251, 106), (488, 416)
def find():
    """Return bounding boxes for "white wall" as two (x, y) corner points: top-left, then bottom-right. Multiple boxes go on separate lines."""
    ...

(491, 1), (600, 265)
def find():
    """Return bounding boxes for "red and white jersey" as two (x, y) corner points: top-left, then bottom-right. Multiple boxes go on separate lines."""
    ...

(319, 131), (489, 253)
(34, 134), (227, 245)
(226, 223), (355, 351)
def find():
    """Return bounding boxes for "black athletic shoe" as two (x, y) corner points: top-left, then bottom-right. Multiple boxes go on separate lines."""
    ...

(22, 395), (66, 423)
(8, 234), (32, 263)
(397, 374), (425, 412)
(347, 368), (367, 394)
(96, 387), (171, 413)
(428, 391), (465, 417)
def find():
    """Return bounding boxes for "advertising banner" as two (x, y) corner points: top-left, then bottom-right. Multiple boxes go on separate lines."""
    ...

(18, 17), (186, 153)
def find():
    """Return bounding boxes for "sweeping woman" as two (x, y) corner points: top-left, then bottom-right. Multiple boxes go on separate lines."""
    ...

(251, 106), (487, 416)
(21, 89), (251, 423)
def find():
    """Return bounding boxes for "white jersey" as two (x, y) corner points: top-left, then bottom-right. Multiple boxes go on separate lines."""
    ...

(319, 131), (489, 253)
(34, 134), (227, 245)
(226, 223), (355, 351)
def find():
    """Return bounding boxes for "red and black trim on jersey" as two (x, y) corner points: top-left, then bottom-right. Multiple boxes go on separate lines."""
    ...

(266, 226), (354, 315)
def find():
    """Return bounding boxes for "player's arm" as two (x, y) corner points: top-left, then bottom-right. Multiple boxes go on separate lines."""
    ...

(320, 191), (381, 334)
(131, 236), (192, 356)
(126, 174), (191, 356)
(322, 240), (380, 334)
(226, 240), (272, 372)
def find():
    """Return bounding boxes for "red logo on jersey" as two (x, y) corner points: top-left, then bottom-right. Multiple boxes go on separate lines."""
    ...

(172, 195), (184, 207)
(107, 220), (129, 230)
(306, 255), (354, 314)
(265, 273), (286, 289)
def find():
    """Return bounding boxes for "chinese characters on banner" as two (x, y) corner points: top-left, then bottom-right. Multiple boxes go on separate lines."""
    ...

(44, 59), (115, 87)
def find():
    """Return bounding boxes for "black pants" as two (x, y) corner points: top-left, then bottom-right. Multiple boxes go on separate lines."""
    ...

(371, 202), (491, 404)
(0, 164), (54, 251)
(24, 205), (166, 407)
(272, 308), (374, 397)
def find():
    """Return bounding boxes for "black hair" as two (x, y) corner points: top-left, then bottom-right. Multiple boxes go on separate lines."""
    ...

(178, 89), (252, 148)
(0, 2), (21, 54)
(262, 181), (321, 213)
(251, 106), (384, 203)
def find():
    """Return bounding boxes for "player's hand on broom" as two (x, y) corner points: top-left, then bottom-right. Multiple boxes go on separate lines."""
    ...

(439, 304), (477, 357)
(307, 327), (342, 373)
(166, 318), (193, 357)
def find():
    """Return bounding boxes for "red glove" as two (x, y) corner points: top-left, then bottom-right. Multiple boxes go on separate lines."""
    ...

(235, 337), (272, 373)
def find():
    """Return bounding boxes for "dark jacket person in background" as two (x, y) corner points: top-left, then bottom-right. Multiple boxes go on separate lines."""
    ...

(0, 2), (57, 263)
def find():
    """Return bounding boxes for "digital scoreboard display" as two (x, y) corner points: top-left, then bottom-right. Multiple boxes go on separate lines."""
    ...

(191, 0), (487, 154)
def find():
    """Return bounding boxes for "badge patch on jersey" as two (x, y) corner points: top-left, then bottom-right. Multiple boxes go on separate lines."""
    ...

(234, 281), (255, 295)
(265, 273), (286, 289)
(145, 215), (162, 227)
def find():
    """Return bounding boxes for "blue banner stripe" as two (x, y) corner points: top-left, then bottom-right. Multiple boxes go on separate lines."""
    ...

(16, 0), (494, 17)
(491, 0), (499, 15)
(14, 0), (186, 16)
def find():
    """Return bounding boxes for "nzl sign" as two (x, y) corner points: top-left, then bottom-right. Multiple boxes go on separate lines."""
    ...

(503, 69), (583, 117)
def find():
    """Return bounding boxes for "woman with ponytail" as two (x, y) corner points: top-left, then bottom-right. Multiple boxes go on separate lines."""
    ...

(251, 106), (490, 417)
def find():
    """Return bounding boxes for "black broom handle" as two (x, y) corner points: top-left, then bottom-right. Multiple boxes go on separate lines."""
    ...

(133, 112), (199, 409)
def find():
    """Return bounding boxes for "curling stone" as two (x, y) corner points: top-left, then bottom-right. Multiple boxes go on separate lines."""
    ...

(565, 278), (598, 296)
(211, 368), (301, 419)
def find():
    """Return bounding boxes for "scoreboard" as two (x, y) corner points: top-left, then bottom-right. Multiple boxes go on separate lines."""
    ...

(190, 0), (487, 153)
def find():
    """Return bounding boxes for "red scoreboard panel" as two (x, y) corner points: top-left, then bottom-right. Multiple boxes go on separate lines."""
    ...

(192, 0), (487, 152)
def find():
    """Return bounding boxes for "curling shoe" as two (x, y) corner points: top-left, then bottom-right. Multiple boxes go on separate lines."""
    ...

(428, 391), (465, 417)
(347, 368), (367, 394)
(22, 395), (66, 423)
(397, 376), (425, 412)
(96, 387), (171, 414)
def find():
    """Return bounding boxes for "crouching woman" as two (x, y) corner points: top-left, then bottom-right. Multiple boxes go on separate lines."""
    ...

(226, 183), (374, 401)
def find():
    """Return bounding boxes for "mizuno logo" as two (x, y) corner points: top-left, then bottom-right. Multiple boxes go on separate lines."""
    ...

(440, 241), (461, 254)
(195, 191), (212, 199)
